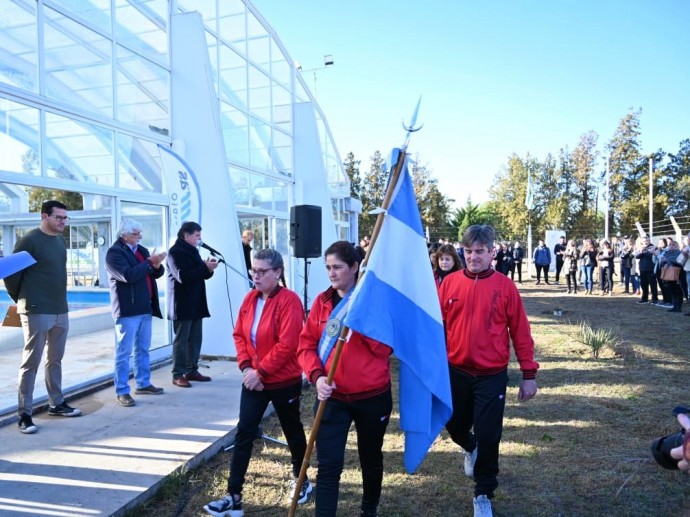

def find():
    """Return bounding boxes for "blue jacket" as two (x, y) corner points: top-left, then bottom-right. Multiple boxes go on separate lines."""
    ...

(105, 238), (164, 319)
(533, 245), (551, 266)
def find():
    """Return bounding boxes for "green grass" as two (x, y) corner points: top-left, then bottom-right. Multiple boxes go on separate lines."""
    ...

(129, 283), (690, 516)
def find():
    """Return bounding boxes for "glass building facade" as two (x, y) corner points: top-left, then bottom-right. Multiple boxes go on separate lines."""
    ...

(0, 0), (356, 415)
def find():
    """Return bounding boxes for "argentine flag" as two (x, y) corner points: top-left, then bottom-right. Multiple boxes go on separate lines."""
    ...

(344, 148), (453, 474)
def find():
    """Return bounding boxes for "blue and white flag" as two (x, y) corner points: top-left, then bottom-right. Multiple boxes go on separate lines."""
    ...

(344, 148), (453, 474)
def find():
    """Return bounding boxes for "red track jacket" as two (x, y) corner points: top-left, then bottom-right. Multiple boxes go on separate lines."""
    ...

(234, 286), (304, 389)
(438, 269), (539, 379)
(298, 288), (391, 401)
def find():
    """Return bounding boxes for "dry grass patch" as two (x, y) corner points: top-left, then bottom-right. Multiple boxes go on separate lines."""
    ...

(129, 282), (690, 516)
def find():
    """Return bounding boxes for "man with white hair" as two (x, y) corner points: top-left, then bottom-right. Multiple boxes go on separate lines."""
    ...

(105, 219), (167, 407)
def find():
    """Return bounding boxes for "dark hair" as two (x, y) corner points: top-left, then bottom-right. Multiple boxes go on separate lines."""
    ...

(324, 240), (361, 267)
(178, 221), (202, 240)
(254, 248), (286, 286)
(354, 245), (367, 262)
(41, 200), (67, 215)
(434, 243), (463, 272)
(462, 225), (495, 249)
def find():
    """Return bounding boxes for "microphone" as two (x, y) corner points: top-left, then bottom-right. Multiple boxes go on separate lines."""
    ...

(199, 241), (224, 260)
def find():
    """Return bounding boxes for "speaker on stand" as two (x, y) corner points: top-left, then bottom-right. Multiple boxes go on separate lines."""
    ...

(290, 205), (322, 316)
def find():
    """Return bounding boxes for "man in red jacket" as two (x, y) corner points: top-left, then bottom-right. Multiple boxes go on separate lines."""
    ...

(438, 225), (539, 517)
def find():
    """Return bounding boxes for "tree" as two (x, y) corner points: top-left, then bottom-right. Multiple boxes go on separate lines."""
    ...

(28, 188), (83, 213)
(662, 139), (690, 216)
(487, 153), (541, 244)
(22, 149), (83, 212)
(449, 197), (496, 241)
(620, 150), (668, 234)
(409, 156), (450, 242)
(358, 151), (389, 238)
(568, 131), (601, 237)
(605, 109), (643, 235)
(343, 152), (362, 200)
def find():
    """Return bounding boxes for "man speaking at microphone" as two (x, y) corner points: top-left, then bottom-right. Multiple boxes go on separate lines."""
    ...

(167, 222), (219, 388)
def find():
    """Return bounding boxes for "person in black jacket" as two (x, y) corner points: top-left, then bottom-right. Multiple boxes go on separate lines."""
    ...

(511, 241), (525, 283)
(106, 219), (167, 407)
(553, 236), (566, 284)
(167, 221), (218, 387)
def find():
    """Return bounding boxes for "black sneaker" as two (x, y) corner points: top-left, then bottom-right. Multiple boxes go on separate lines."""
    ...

(134, 385), (164, 395)
(48, 402), (82, 417)
(289, 478), (313, 504)
(18, 414), (38, 434)
(117, 394), (136, 407)
(203, 495), (243, 517)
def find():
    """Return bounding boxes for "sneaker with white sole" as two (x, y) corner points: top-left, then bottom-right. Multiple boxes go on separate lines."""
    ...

(18, 413), (38, 434)
(463, 446), (478, 477)
(289, 478), (313, 504)
(48, 402), (81, 417)
(473, 495), (493, 517)
(203, 494), (243, 517)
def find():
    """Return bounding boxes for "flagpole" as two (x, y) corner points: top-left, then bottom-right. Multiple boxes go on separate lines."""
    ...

(288, 101), (422, 516)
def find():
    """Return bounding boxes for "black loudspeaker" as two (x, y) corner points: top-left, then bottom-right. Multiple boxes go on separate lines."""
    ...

(290, 205), (322, 258)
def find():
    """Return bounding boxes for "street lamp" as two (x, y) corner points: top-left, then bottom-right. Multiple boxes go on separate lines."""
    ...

(296, 55), (334, 99)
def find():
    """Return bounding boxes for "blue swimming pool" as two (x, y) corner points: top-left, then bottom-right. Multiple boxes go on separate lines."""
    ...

(0, 289), (110, 314)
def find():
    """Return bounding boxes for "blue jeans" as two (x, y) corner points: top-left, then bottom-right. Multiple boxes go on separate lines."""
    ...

(114, 314), (152, 395)
(583, 265), (594, 292)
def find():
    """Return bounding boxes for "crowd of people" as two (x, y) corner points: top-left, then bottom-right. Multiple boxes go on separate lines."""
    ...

(429, 233), (690, 315)
(7, 203), (685, 516)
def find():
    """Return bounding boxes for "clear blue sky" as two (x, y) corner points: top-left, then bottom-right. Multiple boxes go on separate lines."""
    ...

(252, 0), (690, 205)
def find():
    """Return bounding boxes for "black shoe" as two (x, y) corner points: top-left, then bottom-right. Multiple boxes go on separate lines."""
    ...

(117, 394), (136, 407)
(134, 385), (165, 395)
(536, 281), (541, 285)
(18, 413), (38, 434)
(48, 402), (82, 417)
(204, 494), (243, 517)
(636, 300), (649, 304)
(360, 512), (380, 517)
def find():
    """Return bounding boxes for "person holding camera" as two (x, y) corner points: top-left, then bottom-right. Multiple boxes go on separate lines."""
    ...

(670, 413), (690, 472)
(653, 408), (690, 472)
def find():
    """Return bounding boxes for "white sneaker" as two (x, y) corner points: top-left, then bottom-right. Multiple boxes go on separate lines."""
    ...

(473, 495), (493, 517)
(463, 446), (478, 477)
(289, 478), (313, 504)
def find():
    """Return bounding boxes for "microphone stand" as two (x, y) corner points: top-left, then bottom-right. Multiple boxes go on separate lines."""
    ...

(303, 258), (311, 318)
(207, 250), (254, 288)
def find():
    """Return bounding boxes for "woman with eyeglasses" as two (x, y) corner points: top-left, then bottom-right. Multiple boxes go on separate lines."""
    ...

(297, 241), (393, 517)
(204, 248), (310, 517)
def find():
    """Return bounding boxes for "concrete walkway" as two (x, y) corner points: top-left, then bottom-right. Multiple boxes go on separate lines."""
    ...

(0, 359), (243, 517)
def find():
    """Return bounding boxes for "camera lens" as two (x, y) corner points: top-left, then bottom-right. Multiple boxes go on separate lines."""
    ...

(652, 430), (685, 469)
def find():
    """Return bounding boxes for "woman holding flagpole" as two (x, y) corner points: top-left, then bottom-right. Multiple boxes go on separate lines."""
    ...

(298, 240), (393, 517)
(204, 249), (310, 517)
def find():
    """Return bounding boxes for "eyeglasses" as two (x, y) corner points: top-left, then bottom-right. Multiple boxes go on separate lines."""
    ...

(250, 268), (276, 277)
(130, 231), (142, 237)
(50, 215), (70, 222)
